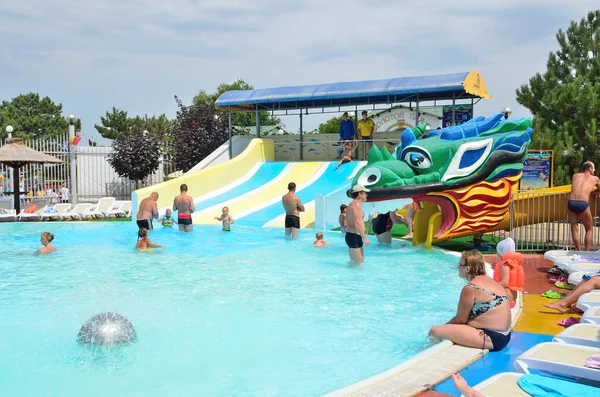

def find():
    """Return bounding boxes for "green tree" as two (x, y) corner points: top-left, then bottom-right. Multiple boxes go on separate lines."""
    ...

(516, 10), (600, 185)
(0, 93), (80, 139)
(317, 115), (347, 135)
(94, 107), (130, 140)
(192, 78), (281, 128)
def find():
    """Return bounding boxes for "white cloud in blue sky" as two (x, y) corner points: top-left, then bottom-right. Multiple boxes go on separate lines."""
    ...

(1, 0), (598, 143)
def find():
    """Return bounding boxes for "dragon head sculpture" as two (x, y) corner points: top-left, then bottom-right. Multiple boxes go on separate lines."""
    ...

(348, 113), (533, 241)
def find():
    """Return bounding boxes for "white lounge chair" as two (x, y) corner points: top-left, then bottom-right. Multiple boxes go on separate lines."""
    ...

(0, 209), (16, 222)
(514, 342), (600, 383)
(94, 197), (116, 219)
(469, 372), (527, 397)
(553, 324), (600, 348)
(17, 204), (48, 221)
(544, 250), (600, 262)
(556, 261), (600, 274)
(581, 306), (600, 325)
(577, 291), (600, 312)
(60, 203), (93, 221)
(39, 203), (72, 221)
(105, 200), (131, 218)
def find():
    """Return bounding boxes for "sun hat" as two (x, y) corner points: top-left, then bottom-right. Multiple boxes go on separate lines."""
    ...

(351, 184), (371, 193)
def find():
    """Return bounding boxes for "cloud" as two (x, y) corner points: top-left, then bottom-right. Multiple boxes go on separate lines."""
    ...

(0, 0), (598, 143)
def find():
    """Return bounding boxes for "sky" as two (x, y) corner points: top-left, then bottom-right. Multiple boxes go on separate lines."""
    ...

(1, 0), (598, 145)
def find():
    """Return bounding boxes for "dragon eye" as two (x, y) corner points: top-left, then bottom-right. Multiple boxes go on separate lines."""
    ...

(357, 167), (381, 186)
(402, 150), (432, 169)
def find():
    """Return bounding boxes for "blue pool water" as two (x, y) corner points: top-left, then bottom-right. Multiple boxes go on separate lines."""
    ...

(0, 222), (464, 396)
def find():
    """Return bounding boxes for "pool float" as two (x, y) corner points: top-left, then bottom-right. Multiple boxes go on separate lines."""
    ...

(76, 312), (137, 346)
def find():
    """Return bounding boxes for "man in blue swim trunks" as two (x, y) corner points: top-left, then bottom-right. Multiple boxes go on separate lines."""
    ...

(568, 161), (600, 250)
(345, 184), (370, 264)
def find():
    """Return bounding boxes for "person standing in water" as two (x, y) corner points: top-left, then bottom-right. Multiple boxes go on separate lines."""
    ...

(215, 206), (234, 232)
(38, 232), (56, 254)
(136, 192), (159, 231)
(282, 182), (305, 239)
(173, 184), (195, 232)
(345, 185), (370, 264)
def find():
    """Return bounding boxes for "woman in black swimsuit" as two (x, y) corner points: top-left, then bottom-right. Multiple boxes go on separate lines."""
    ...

(429, 250), (512, 352)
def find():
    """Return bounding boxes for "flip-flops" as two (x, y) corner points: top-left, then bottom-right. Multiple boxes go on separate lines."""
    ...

(558, 316), (580, 327)
(541, 290), (564, 299)
(547, 274), (568, 284)
(555, 281), (575, 290)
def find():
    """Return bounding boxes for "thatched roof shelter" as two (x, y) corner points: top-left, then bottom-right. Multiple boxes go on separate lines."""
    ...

(0, 137), (63, 214)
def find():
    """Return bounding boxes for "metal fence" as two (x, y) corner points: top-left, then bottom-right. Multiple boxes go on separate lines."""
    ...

(505, 189), (600, 252)
(272, 138), (398, 162)
(1, 135), (178, 204)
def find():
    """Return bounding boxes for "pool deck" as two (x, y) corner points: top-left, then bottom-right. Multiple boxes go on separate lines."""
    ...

(325, 254), (579, 397)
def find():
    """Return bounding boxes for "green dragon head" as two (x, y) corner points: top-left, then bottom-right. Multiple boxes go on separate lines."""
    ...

(349, 113), (533, 201)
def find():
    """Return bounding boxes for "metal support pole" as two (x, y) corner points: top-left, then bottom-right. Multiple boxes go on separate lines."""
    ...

(415, 94), (420, 127)
(299, 111), (303, 160)
(471, 97), (474, 122)
(12, 165), (20, 214)
(255, 106), (261, 138)
(68, 118), (78, 205)
(452, 92), (456, 127)
(228, 111), (233, 159)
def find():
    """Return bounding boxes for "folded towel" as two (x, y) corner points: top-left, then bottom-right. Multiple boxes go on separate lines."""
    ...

(586, 353), (600, 369)
(0, 209), (6, 214)
(517, 373), (598, 396)
(43, 208), (58, 214)
(571, 254), (582, 261)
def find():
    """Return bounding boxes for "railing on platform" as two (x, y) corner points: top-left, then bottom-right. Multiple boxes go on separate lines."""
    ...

(272, 138), (398, 162)
(507, 189), (600, 252)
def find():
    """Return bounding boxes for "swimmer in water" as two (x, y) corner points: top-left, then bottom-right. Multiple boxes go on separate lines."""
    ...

(135, 228), (165, 250)
(214, 206), (234, 231)
(314, 231), (327, 247)
(38, 232), (57, 254)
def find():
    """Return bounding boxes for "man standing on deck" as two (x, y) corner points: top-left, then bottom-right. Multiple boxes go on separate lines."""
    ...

(568, 161), (600, 250)
(173, 184), (195, 232)
(338, 112), (355, 158)
(137, 192), (159, 231)
(357, 110), (375, 161)
(345, 184), (370, 264)
(282, 182), (305, 239)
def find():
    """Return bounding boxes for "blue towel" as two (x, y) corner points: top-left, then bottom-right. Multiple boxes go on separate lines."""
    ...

(517, 374), (598, 397)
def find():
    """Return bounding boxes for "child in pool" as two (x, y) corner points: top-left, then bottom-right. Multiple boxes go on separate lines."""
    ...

(38, 232), (56, 254)
(214, 206), (234, 231)
(339, 204), (347, 234)
(334, 140), (358, 169)
(314, 231), (327, 247)
(158, 208), (178, 228)
(136, 228), (165, 250)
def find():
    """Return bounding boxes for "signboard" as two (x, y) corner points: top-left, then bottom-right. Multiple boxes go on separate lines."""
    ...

(371, 106), (440, 132)
(442, 104), (473, 127)
(519, 150), (553, 191)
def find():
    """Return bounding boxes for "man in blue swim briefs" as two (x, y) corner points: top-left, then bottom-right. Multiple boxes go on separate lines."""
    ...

(568, 161), (600, 250)
(345, 184), (370, 264)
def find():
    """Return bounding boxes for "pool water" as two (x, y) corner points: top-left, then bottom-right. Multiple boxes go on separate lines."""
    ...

(0, 222), (464, 396)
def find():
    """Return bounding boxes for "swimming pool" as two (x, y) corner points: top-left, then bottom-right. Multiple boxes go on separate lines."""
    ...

(0, 222), (464, 396)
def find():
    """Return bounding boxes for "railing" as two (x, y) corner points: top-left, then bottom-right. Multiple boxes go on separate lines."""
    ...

(271, 138), (399, 162)
(1, 136), (179, 205)
(507, 189), (600, 252)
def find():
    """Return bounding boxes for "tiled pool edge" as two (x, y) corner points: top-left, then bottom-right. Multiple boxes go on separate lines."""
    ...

(323, 249), (524, 397)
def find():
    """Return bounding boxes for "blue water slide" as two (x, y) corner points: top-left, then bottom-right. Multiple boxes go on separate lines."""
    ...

(238, 162), (357, 227)
(192, 162), (288, 213)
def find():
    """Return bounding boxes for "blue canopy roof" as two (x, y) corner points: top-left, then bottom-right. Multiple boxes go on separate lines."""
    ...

(215, 71), (490, 111)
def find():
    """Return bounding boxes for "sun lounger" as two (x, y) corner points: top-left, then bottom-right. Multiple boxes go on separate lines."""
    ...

(39, 203), (72, 221)
(94, 197), (116, 219)
(514, 342), (600, 383)
(577, 292), (600, 312)
(555, 261), (600, 274)
(544, 250), (600, 262)
(17, 204), (47, 221)
(105, 200), (131, 218)
(58, 203), (92, 220)
(582, 307), (600, 325)
(553, 324), (600, 348)
(0, 209), (17, 222)
(470, 372), (528, 396)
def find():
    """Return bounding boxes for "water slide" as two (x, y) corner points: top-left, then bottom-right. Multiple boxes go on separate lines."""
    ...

(133, 139), (393, 229)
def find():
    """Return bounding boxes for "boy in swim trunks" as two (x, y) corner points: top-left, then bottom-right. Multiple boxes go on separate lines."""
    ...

(158, 209), (178, 228)
(214, 206), (234, 231)
(334, 140), (358, 169)
(568, 161), (600, 250)
(339, 204), (347, 234)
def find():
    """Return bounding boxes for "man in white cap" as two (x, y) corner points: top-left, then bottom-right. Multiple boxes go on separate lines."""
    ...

(345, 184), (370, 264)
